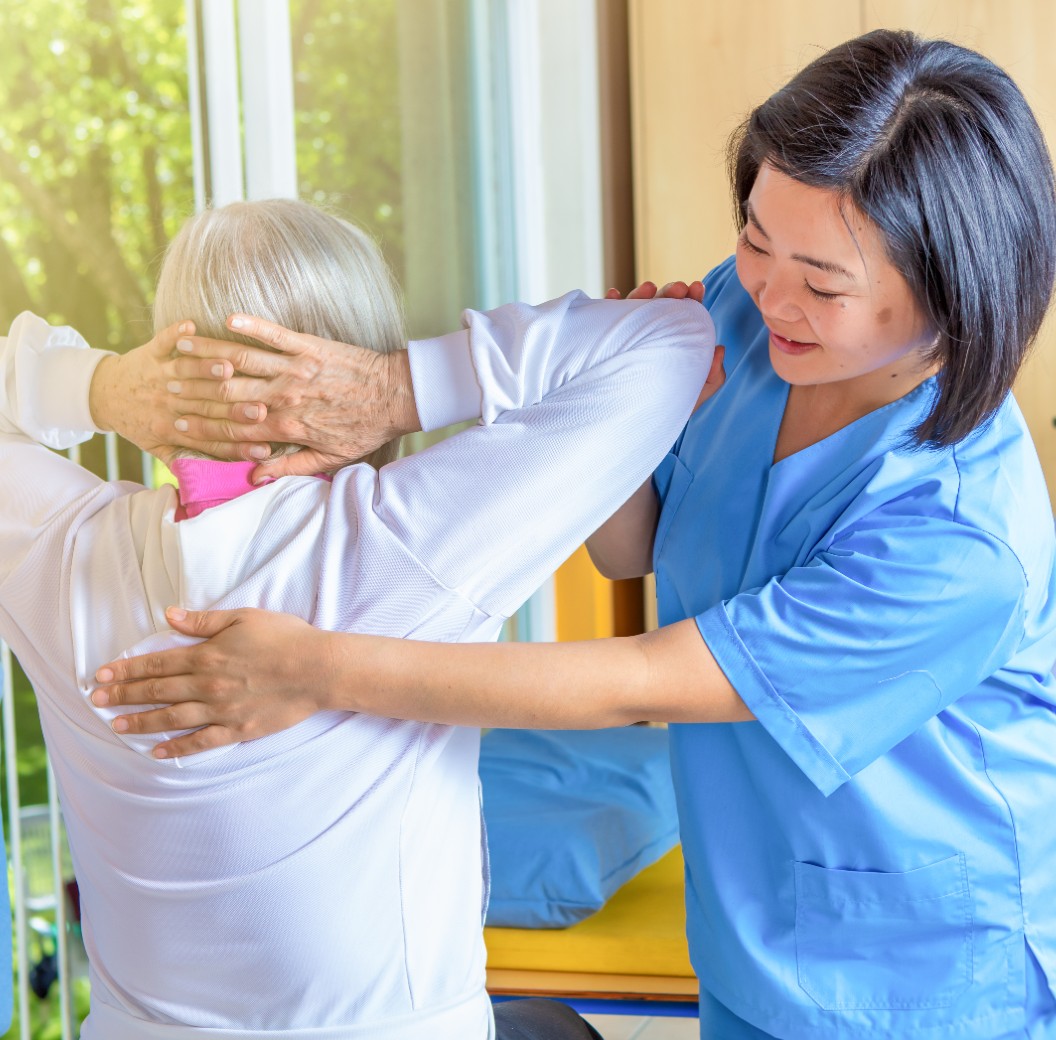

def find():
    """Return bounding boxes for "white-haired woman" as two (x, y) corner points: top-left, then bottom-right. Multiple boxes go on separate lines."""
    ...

(0, 198), (713, 1039)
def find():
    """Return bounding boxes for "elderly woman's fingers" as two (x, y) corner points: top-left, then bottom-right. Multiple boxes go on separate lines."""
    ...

(250, 448), (340, 482)
(172, 413), (279, 449)
(170, 399), (269, 423)
(175, 334), (291, 379)
(168, 375), (271, 410)
(148, 320), (196, 358)
(171, 356), (236, 381)
(226, 315), (316, 356)
(165, 431), (262, 461)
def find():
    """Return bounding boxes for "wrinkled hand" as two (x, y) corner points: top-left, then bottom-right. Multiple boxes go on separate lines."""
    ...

(92, 607), (331, 759)
(88, 321), (237, 463)
(163, 315), (420, 481)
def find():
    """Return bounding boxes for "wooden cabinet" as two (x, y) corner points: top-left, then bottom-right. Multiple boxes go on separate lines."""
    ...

(629, 0), (1056, 505)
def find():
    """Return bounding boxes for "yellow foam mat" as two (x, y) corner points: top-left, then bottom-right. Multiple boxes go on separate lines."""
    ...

(484, 846), (693, 978)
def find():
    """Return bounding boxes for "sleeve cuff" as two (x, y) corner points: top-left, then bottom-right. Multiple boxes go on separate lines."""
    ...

(407, 330), (481, 432)
(5, 311), (114, 448)
(696, 604), (851, 796)
(36, 346), (116, 444)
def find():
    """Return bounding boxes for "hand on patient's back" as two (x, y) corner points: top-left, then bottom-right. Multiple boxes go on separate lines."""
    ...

(91, 607), (328, 759)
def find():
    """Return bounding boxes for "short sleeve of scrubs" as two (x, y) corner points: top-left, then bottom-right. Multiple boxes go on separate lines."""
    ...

(697, 500), (1029, 796)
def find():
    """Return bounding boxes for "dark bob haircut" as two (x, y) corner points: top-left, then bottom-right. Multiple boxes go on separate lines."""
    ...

(729, 29), (1056, 447)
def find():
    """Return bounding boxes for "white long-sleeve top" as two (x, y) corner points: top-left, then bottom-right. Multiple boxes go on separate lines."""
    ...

(0, 294), (713, 1040)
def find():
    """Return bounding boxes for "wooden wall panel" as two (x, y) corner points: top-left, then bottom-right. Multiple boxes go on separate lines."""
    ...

(629, 0), (1056, 504)
(628, 0), (857, 284)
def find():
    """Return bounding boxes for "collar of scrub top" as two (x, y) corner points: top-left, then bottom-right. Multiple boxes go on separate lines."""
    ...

(168, 458), (331, 521)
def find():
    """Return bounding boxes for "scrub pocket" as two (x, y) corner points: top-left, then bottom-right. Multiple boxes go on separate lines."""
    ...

(794, 853), (972, 1010)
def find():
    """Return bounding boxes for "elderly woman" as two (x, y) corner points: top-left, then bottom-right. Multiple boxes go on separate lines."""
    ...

(102, 30), (1056, 1040)
(0, 198), (712, 1038)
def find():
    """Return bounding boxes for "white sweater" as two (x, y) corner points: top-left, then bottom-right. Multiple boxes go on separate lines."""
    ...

(0, 294), (713, 1039)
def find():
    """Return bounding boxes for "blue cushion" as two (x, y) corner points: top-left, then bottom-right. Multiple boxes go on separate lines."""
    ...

(480, 727), (679, 928)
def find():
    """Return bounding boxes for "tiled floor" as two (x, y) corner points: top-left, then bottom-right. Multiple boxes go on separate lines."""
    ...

(583, 1013), (699, 1039)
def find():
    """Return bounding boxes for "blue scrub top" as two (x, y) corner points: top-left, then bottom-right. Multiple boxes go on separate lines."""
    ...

(654, 256), (1056, 1038)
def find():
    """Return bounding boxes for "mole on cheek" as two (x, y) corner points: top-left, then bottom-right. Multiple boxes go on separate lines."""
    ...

(876, 307), (893, 325)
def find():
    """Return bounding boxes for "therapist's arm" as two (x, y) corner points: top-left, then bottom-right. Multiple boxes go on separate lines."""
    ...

(93, 606), (754, 756)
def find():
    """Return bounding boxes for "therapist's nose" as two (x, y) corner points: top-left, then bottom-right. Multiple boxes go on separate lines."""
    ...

(754, 271), (803, 325)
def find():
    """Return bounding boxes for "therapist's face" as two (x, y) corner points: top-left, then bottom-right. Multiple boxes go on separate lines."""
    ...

(735, 163), (937, 395)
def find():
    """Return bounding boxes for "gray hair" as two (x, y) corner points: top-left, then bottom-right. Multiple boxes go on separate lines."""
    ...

(153, 198), (405, 468)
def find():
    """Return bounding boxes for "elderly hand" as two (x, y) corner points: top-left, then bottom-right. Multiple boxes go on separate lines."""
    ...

(88, 321), (239, 463)
(162, 315), (421, 480)
(92, 606), (331, 759)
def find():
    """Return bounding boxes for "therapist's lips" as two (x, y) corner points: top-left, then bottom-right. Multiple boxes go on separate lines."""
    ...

(769, 330), (819, 355)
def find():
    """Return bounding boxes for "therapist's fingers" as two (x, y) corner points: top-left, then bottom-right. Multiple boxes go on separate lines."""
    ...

(93, 674), (198, 709)
(95, 647), (197, 687)
(109, 702), (213, 736)
(109, 707), (239, 759)
(625, 281), (658, 299)
(694, 345), (726, 411)
(152, 726), (238, 759)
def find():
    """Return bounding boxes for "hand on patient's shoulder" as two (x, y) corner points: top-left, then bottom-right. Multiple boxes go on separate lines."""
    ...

(603, 281), (725, 412)
(604, 279), (705, 303)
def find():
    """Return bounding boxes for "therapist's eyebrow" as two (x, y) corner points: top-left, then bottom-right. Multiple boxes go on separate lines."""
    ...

(745, 202), (858, 281)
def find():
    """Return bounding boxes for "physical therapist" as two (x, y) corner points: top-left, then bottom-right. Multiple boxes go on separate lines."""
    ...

(96, 30), (1056, 1039)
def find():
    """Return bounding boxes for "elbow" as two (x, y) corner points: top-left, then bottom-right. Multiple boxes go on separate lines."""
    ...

(586, 545), (653, 581)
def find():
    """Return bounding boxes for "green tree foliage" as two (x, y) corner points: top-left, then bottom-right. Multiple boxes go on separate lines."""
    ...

(291, 0), (404, 277)
(0, 0), (194, 351)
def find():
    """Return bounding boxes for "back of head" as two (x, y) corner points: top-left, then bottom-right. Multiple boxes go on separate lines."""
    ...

(729, 29), (1056, 447)
(154, 198), (405, 467)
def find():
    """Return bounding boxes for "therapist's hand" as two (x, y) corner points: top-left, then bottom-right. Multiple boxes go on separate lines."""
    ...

(162, 316), (422, 481)
(604, 279), (706, 304)
(91, 606), (331, 759)
(606, 280), (723, 410)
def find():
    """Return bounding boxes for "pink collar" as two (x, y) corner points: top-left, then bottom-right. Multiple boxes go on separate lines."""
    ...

(169, 459), (274, 521)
